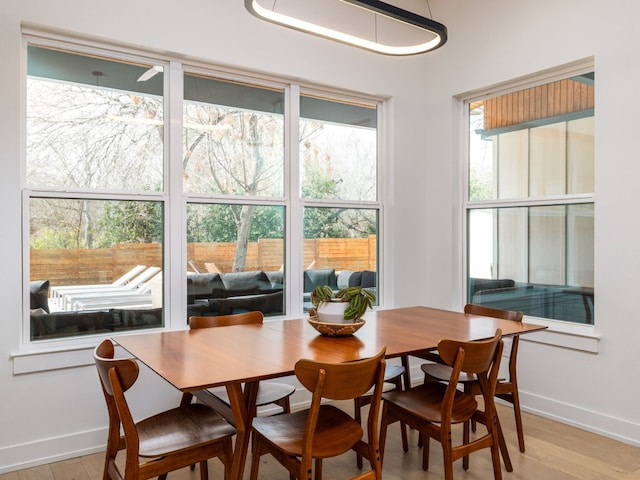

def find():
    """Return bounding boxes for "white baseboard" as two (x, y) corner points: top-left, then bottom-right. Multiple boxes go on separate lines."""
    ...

(0, 427), (107, 474)
(519, 390), (640, 447)
(405, 358), (639, 448)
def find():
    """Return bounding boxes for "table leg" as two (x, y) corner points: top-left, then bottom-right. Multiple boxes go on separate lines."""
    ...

(226, 381), (259, 480)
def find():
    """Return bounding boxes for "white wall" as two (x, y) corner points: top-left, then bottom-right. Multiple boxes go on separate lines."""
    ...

(1, 0), (639, 473)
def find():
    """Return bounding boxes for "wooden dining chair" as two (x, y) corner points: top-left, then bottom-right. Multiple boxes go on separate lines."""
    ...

(183, 311), (296, 418)
(94, 339), (236, 480)
(249, 347), (387, 480)
(421, 304), (526, 455)
(380, 330), (504, 480)
(354, 363), (407, 468)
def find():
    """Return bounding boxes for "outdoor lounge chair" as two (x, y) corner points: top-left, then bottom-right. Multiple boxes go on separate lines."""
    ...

(49, 265), (146, 298)
(52, 267), (160, 311)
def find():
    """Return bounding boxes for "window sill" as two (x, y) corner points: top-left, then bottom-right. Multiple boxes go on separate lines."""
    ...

(12, 342), (98, 374)
(521, 316), (600, 353)
(11, 331), (154, 374)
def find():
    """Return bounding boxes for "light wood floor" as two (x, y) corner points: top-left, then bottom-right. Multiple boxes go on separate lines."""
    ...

(2, 403), (639, 480)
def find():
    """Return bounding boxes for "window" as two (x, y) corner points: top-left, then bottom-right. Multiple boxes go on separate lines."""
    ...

(465, 69), (594, 324)
(300, 94), (379, 309)
(183, 74), (287, 319)
(24, 36), (381, 342)
(27, 45), (166, 340)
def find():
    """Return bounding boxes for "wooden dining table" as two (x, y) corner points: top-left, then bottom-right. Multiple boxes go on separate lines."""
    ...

(115, 305), (546, 480)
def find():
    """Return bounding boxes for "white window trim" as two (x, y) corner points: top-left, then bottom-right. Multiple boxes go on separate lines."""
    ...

(458, 58), (599, 353)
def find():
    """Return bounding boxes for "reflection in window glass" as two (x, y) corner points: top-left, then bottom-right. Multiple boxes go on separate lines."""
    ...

(26, 46), (164, 191)
(469, 74), (594, 202)
(302, 207), (378, 310)
(466, 71), (595, 324)
(300, 95), (377, 202)
(183, 74), (285, 196)
(468, 204), (594, 323)
(29, 198), (164, 340)
(186, 203), (285, 319)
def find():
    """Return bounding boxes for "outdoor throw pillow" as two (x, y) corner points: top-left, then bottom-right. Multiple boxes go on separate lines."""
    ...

(337, 270), (354, 289)
(30, 280), (50, 313)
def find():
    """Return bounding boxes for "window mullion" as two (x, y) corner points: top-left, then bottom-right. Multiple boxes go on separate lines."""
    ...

(166, 60), (184, 329)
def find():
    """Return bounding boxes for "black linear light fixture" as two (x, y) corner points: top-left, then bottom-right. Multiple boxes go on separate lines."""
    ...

(244, 0), (447, 56)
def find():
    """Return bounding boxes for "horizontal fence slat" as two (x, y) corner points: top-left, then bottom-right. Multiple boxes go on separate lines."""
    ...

(31, 237), (376, 286)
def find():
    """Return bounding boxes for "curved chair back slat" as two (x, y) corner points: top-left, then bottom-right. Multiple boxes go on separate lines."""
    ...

(438, 329), (503, 375)
(94, 340), (139, 396)
(189, 311), (264, 329)
(295, 347), (386, 401)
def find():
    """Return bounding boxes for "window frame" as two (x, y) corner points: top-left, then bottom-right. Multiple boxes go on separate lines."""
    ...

(20, 31), (384, 351)
(459, 58), (599, 352)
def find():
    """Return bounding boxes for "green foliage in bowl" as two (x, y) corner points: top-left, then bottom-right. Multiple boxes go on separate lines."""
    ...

(310, 285), (376, 321)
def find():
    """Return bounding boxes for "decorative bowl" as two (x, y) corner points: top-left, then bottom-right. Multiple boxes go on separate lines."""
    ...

(307, 314), (365, 337)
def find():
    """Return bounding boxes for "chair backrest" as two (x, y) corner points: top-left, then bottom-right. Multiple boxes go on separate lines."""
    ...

(189, 311), (264, 329)
(295, 347), (387, 402)
(464, 303), (523, 322)
(464, 303), (523, 381)
(295, 347), (386, 478)
(94, 339), (142, 462)
(94, 339), (139, 396)
(437, 330), (504, 416)
(438, 330), (503, 376)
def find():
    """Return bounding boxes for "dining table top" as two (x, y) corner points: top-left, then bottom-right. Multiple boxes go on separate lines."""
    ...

(115, 305), (547, 393)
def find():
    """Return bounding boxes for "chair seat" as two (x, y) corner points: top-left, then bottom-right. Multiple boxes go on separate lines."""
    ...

(421, 362), (477, 383)
(252, 404), (363, 458)
(383, 363), (405, 382)
(208, 381), (295, 407)
(383, 383), (478, 425)
(137, 403), (236, 458)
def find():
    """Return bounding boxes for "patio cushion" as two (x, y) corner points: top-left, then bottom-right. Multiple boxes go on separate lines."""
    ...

(30, 280), (50, 313)
(220, 270), (273, 295)
(303, 269), (337, 292)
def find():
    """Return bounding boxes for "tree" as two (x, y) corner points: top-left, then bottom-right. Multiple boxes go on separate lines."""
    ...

(98, 201), (163, 246)
(28, 78), (164, 249)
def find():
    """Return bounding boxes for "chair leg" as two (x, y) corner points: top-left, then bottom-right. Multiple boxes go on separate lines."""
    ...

(103, 421), (122, 480)
(249, 437), (262, 480)
(462, 420), (470, 470)
(495, 414), (513, 472)
(314, 458), (322, 480)
(182, 391), (199, 472)
(421, 433), (430, 471)
(489, 427), (503, 480)
(199, 460), (208, 480)
(378, 403), (390, 466)
(401, 355), (411, 390)
(390, 376), (409, 453)
(275, 395), (292, 414)
(354, 396), (364, 468)
(222, 437), (234, 480)
(441, 434), (454, 480)
(400, 419), (409, 453)
(510, 391), (526, 453)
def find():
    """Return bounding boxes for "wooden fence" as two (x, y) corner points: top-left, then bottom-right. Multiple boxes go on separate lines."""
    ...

(31, 236), (377, 286)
